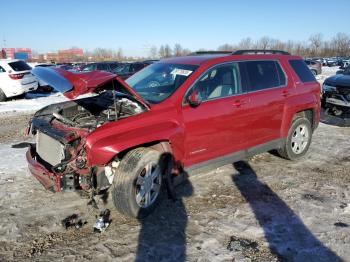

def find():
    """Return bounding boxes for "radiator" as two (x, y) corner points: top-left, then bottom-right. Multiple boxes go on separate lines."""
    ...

(36, 131), (65, 166)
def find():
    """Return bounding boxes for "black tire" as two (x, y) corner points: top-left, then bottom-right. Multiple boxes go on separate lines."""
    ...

(277, 117), (312, 160)
(0, 89), (6, 102)
(111, 148), (164, 218)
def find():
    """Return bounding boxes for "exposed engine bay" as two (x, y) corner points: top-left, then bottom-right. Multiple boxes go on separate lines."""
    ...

(33, 91), (145, 130)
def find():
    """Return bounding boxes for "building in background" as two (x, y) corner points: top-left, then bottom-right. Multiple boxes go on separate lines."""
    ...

(58, 48), (84, 62)
(1, 48), (32, 61)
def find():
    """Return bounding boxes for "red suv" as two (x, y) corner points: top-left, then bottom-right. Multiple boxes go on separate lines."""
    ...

(27, 50), (320, 218)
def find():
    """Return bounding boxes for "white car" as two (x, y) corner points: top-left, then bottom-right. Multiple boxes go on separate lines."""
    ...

(0, 59), (38, 101)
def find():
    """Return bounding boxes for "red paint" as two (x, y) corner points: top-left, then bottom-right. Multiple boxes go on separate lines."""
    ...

(27, 53), (320, 191)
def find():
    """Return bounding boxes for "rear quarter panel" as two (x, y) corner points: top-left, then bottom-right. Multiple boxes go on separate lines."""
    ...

(280, 58), (321, 137)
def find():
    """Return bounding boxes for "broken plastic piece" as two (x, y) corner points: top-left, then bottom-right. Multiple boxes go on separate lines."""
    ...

(93, 209), (111, 233)
(61, 214), (87, 229)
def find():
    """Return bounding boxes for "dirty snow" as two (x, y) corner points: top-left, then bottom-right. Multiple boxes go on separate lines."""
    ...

(0, 92), (68, 116)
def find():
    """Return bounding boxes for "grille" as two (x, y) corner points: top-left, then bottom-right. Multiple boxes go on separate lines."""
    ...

(36, 132), (65, 166)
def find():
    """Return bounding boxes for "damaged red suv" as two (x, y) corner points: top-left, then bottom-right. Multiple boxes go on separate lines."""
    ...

(27, 50), (320, 218)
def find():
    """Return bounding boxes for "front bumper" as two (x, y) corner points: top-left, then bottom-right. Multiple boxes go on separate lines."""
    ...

(26, 145), (63, 192)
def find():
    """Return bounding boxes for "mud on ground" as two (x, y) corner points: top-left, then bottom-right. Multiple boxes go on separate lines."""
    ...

(0, 114), (349, 261)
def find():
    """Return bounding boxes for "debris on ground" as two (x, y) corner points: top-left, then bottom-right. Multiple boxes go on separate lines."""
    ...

(93, 209), (111, 233)
(334, 222), (349, 228)
(61, 214), (87, 229)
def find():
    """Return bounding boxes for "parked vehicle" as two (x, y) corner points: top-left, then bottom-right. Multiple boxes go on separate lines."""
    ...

(325, 58), (338, 67)
(304, 60), (322, 75)
(28, 63), (55, 91)
(80, 62), (120, 73)
(322, 65), (350, 116)
(0, 59), (38, 101)
(112, 62), (151, 79)
(27, 50), (320, 218)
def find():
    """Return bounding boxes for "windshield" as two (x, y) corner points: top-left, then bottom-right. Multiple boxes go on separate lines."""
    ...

(126, 63), (198, 103)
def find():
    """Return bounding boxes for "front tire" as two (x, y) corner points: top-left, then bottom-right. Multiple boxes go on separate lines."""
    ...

(278, 117), (312, 160)
(0, 89), (6, 102)
(111, 148), (164, 218)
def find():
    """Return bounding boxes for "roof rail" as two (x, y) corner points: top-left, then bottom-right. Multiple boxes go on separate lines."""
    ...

(232, 49), (290, 55)
(189, 51), (232, 56)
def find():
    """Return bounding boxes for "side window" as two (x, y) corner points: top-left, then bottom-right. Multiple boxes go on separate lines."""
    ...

(0, 66), (5, 73)
(188, 63), (243, 102)
(289, 60), (316, 83)
(97, 64), (108, 71)
(245, 60), (286, 92)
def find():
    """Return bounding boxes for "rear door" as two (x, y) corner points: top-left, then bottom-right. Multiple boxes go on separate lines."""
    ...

(182, 62), (251, 166)
(242, 60), (289, 147)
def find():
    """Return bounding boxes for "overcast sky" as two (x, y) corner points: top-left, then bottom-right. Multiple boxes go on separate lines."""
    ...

(2, 0), (349, 56)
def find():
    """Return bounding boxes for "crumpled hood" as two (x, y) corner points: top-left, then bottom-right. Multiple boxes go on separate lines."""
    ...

(324, 74), (350, 88)
(32, 67), (149, 109)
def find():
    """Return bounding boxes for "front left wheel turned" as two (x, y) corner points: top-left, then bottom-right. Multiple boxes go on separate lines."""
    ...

(111, 148), (164, 218)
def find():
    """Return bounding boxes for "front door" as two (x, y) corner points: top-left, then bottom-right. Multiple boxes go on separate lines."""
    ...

(182, 62), (251, 167)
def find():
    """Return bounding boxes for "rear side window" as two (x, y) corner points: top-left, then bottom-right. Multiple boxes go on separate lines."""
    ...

(245, 60), (286, 92)
(0, 66), (5, 72)
(289, 60), (316, 83)
(8, 61), (31, 71)
(97, 64), (109, 71)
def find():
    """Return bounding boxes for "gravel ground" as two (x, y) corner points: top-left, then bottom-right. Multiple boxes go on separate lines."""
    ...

(0, 112), (349, 262)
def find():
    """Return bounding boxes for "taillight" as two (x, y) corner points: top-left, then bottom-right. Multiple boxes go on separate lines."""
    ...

(9, 73), (25, 80)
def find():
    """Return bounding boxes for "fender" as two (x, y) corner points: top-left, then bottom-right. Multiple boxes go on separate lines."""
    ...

(85, 108), (185, 166)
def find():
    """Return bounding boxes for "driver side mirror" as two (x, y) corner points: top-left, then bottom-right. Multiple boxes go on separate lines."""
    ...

(187, 90), (202, 107)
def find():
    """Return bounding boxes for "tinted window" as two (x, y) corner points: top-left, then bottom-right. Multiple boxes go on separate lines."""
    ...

(0, 66), (5, 72)
(189, 62), (243, 101)
(132, 63), (146, 72)
(289, 60), (316, 83)
(97, 64), (109, 71)
(8, 61), (31, 71)
(81, 64), (96, 72)
(245, 61), (286, 91)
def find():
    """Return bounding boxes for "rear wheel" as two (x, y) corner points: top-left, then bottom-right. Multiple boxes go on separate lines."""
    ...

(277, 117), (312, 160)
(111, 148), (164, 218)
(0, 89), (6, 102)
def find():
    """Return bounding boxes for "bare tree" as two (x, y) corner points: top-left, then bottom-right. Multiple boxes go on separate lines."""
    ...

(173, 43), (183, 56)
(158, 45), (166, 58)
(309, 33), (323, 56)
(149, 46), (158, 58)
(237, 37), (253, 49)
(217, 44), (233, 51)
(164, 44), (172, 57)
(257, 36), (273, 50)
(331, 33), (350, 57)
(116, 48), (123, 60)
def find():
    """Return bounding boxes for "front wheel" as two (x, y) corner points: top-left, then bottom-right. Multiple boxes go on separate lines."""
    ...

(0, 89), (6, 102)
(277, 117), (312, 160)
(111, 148), (164, 218)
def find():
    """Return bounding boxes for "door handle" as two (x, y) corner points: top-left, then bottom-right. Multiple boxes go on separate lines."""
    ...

(282, 90), (291, 97)
(232, 100), (248, 107)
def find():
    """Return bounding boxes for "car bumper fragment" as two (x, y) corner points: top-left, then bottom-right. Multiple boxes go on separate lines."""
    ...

(26, 145), (62, 192)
